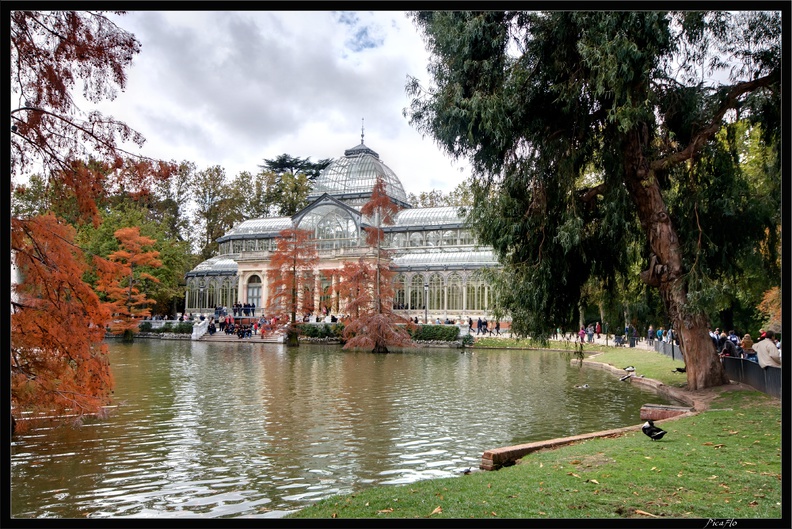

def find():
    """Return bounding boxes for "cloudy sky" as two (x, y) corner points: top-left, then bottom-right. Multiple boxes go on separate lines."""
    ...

(96, 10), (470, 196)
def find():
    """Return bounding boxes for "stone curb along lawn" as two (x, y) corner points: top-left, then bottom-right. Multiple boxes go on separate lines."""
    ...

(480, 353), (710, 471)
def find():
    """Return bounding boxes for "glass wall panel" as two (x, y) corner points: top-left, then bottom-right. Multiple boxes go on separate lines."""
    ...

(394, 274), (406, 309)
(410, 274), (425, 310)
(247, 275), (262, 310)
(447, 273), (462, 311)
(428, 273), (443, 311)
(442, 230), (457, 246)
(467, 280), (484, 311)
(391, 233), (407, 248)
(459, 230), (475, 246)
(426, 231), (441, 247)
(207, 283), (217, 309)
(409, 232), (423, 247)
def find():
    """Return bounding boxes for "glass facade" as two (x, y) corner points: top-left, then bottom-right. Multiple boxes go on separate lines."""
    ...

(185, 138), (501, 320)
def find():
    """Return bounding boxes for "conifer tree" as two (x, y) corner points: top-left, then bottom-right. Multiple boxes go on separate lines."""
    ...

(407, 11), (780, 389)
(266, 228), (319, 345)
(96, 227), (162, 342)
(11, 11), (175, 428)
(340, 178), (414, 353)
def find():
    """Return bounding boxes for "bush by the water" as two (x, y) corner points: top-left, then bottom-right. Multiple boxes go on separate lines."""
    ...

(300, 323), (344, 339)
(410, 324), (460, 342)
(138, 321), (194, 334)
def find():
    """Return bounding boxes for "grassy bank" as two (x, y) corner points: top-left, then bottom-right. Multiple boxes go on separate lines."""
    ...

(288, 349), (781, 520)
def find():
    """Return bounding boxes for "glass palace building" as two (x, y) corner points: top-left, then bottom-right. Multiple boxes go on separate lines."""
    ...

(184, 137), (499, 322)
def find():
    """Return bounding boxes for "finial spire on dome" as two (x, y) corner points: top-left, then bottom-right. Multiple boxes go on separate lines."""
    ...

(361, 118), (365, 144)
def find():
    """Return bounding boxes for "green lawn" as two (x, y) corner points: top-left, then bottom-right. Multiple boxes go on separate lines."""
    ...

(288, 348), (781, 520)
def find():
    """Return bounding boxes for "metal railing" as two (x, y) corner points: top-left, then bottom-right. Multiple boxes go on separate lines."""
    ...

(720, 356), (781, 399)
(654, 342), (781, 398)
(654, 340), (683, 361)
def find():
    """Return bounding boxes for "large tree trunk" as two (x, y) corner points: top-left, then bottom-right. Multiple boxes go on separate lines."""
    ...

(623, 128), (729, 390)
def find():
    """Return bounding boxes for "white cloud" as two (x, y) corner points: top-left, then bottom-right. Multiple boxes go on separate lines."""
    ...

(94, 10), (470, 197)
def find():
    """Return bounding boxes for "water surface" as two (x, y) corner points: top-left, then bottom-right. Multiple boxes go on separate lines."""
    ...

(11, 340), (676, 518)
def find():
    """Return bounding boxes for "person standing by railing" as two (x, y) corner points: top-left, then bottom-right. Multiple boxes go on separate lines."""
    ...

(740, 334), (757, 363)
(754, 330), (781, 369)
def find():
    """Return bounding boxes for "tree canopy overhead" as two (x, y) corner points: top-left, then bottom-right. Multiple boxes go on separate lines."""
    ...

(406, 10), (781, 389)
(11, 11), (175, 428)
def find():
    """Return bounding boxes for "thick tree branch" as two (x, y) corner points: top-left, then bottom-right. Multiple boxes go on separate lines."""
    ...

(651, 72), (778, 172)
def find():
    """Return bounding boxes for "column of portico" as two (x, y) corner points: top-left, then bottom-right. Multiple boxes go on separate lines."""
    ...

(314, 272), (321, 317)
(462, 276), (468, 315)
(261, 269), (269, 313)
(332, 273), (338, 314)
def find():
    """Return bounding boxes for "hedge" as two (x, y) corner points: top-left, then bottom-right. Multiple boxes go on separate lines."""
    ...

(299, 323), (345, 339)
(409, 324), (460, 342)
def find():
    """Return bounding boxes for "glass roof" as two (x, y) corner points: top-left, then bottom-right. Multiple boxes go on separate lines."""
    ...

(391, 250), (498, 270)
(391, 207), (464, 228)
(220, 217), (292, 239)
(308, 142), (408, 205)
(186, 254), (239, 276)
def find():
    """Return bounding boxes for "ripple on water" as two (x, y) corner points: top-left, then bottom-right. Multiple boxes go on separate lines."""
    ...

(12, 343), (680, 518)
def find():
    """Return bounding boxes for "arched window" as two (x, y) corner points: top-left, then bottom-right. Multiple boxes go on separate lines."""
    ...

(467, 275), (485, 311)
(447, 273), (462, 311)
(426, 231), (441, 247)
(247, 275), (262, 310)
(393, 274), (406, 310)
(297, 204), (359, 250)
(409, 232), (423, 248)
(410, 274), (425, 310)
(442, 230), (457, 246)
(459, 230), (475, 246)
(220, 277), (234, 310)
(391, 233), (407, 248)
(197, 279), (207, 311)
(428, 273), (443, 311)
(207, 283), (217, 309)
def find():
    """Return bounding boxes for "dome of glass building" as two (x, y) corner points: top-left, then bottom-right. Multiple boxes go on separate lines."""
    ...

(308, 139), (410, 208)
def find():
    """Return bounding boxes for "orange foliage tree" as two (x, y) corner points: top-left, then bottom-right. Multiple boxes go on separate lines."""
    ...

(340, 178), (414, 353)
(266, 228), (319, 344)
(11, 215), (115, 432)
(96, 227), (162, 341)
(10, 11), (174, 429)
(757, 287), (781, 332)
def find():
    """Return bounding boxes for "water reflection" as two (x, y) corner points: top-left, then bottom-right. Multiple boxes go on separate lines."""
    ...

(11, 340), (677, 518)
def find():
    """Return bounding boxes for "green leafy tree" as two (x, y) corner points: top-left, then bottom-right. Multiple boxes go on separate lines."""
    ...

(78, 200), (195, 318)
(253, 154), (332, 216)
(407, 11), (780, 390)
(260, 153), (332, 181)
(149, 160), (197, 245)
(406, 180), (474, 209)
(192, 165), (245, 260)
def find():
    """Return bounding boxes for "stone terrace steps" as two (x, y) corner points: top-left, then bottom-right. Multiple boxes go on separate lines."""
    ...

(200, 332), (283, 344)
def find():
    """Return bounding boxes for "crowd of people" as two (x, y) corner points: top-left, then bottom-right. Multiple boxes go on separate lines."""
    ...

(711, 327), (781, 368)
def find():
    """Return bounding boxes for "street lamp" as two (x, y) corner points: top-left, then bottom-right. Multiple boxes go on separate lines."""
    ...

(424, 282), (428, 324)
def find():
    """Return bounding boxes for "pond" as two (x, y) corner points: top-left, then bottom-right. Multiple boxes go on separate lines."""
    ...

(11, 340), (678, 518)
